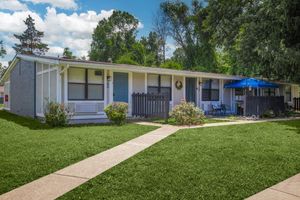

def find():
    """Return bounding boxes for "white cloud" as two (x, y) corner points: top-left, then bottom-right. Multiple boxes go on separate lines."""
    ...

(0, 7), (114, 63)
(0, 0), (28, 11)
(24, 0), (78, 10)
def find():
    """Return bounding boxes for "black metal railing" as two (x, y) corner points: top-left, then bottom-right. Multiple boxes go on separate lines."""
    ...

(132, 93), (169, 119)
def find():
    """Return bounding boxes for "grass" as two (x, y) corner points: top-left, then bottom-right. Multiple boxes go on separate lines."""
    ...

(60, 120), (300, 200)
(151, 117), (228, 125)
(0, 111), (157, 195)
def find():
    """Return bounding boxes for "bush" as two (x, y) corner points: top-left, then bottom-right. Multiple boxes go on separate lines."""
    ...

(44, 101), (71, 127)
(170, 101), (205, 125)
(104, 102), (128, 125)
(261, 109), (276, 118)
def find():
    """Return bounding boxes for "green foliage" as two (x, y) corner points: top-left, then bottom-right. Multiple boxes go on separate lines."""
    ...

(13, 15), (49, 55)
(0, 41), (6, 58)
(261, 110), (276, 119)
(206, 0), (300, 82)
(116, 54), (139, 65)
(159, 0), (217, 70)
(160, 60), (183, 70)
(89, 10), (138, 62)
(104, 102), (128, 125)
(63, 47), (76, 59)
(44, 101), (70, 127)
(170, 101), (205, 125)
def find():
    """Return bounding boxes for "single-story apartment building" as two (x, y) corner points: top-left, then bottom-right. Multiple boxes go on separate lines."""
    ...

(0, 54), (299, 120)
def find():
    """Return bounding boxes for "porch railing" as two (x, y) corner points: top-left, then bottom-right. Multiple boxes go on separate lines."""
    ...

(132, 93), (169, 119)
(294, 98), (300, 111)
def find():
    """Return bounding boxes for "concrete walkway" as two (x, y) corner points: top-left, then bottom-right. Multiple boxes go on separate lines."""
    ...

(246, 173), (300, 200)
(1, 117), (299, 200)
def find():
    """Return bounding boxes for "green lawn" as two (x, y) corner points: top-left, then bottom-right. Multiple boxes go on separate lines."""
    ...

(60, 120), (300, 200)
(0, 111), (157, 195)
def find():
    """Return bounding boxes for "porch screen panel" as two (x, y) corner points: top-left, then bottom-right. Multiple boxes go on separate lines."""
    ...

(50, 70), (57, 102)
(42, 72), (49, 110)
(36, 74), (42, 114)
(285, 86), (292, 102)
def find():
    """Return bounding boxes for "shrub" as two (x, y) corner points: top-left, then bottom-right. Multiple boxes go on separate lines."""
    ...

(104, 102), (128, 125)
(44, 101), (71, 127)
(170, 101), (205, 125)
(261, 109), (276, 118)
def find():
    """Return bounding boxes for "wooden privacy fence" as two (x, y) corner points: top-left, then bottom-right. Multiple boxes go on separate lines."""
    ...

(294, 98), (300, 111)
(132, 93), (169, 119)
(246, 96), (285, 116)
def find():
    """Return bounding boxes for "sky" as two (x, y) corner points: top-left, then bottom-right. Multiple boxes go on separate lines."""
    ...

(0, 0), (192, 67)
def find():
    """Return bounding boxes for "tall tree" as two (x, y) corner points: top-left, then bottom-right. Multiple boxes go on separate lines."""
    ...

(153, 9), (169, 62)
(0, 41), (7, 78)
(206, 0), (300, 82)
(140, 32), (161, 66)
(159, 0), (217, 70)
(0, 41), (6, 58)
(13, 15), (49, 55)
(62, 47), (75, 59)
(89, 10), (139, 62)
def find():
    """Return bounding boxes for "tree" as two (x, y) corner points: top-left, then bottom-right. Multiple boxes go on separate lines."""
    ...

(13, 15), (49, 55)
(0, 41), (6, 58)
(89, 10), (139, 62)
(158, 0), (217, 70)
(206, 0), (300, 82)
(140, 32), (161, 66)
(62, 47), (75, 59)
(0, 41), (7, 78)
(153, 9), (169, 63)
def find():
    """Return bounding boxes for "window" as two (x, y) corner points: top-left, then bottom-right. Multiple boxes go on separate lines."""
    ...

(147, 74), (172, 100)
(263, 88), (276, 96)
(68, 68), (104, 100)
(202, 79), (219, 101)
(285, 85), (292, 102)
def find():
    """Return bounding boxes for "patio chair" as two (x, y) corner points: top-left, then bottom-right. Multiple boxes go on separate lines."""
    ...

(212, 103), (222, 116)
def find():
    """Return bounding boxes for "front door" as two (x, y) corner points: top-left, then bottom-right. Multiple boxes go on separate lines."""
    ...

(186, 77), (197, 105)
(113, 72), (128, 102)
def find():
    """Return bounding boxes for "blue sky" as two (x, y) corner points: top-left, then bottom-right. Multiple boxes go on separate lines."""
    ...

(0, 0), (193, 66)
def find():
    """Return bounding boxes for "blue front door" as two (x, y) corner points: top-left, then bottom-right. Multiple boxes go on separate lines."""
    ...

(186, 77), (197, 104)
(113, 72), (129, 102)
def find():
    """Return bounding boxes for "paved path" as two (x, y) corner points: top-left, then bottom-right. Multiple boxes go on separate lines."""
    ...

(246, 173), (300, 200)
(1, 117), (299, 200)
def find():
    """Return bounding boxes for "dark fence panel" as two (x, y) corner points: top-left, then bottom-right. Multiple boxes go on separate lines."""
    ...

(132, 93), (169, 119)
(246, 96), (285, 116)
(294, 98), (300, 111)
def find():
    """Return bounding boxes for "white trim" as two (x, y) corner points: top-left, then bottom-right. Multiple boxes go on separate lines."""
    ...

(64, 66), (68, 104)
(109, 70), (113, 104)
(104, 69), (108, 107)
(128, 72), (133, 115)
(199, 77), (202, 108)
(171, 75), (174, 108)
(183, 76), (186, 101)
(67, 100), (105, 103)
(36, 67), (57, 75)
(57, 65), (61, 103)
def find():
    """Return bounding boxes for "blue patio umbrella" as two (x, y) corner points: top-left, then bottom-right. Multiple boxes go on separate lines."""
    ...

(224, 78), (279, 89)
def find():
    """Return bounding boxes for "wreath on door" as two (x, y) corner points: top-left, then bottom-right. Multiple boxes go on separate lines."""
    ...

(175, 80), (183, 90)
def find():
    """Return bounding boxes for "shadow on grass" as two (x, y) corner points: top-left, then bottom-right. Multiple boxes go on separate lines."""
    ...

(272, 119), (300, 135)
(0, 110), (116, 130)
